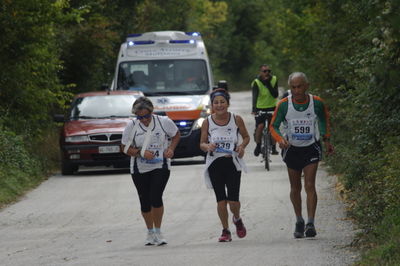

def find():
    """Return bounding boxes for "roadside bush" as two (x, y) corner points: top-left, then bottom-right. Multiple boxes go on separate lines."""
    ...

(0, 125), (44, 206)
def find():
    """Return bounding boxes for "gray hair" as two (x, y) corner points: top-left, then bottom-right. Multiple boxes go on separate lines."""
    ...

(288, 72), (309, 86)
(131, 96), (154, 114)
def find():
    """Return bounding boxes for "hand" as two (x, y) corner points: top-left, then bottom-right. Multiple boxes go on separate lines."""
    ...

(207, 143), (216, 152)
(163, 147), (174, 159)
(278, 138), (290, 149)
(235, 144), (245, 158)
(142, 150), (155, 160)
(324, 141), (334, 155)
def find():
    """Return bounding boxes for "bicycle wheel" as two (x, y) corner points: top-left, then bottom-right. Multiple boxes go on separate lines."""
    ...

(263, 131), (270, 171)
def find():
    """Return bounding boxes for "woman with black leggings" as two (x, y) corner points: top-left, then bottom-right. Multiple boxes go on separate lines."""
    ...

(200, 88), (250, 242)
(121, 97), (180, 246)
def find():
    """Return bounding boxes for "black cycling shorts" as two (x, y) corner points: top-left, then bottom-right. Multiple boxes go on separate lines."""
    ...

(282, 142), (322, 171)
(255, 107), (275, 127)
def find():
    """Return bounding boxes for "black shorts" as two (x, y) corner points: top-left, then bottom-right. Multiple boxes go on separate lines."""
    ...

(282, 142), (322, 171)
(255, 108), (275, 127)
(208, 157), (241, 202)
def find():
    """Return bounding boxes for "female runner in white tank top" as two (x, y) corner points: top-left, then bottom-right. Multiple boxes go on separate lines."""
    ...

(200, 88), (250, 242)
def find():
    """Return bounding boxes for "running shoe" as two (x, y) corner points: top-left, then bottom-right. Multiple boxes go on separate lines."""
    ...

(271, 148), (279, 155)
(218, 229), (232, 242)
(154, 232), (167, 246)
(254, 144), (261, 156)
(145, 231), (155, 246)
(233, 217), (247, 238)
(294, 221), (305, 238)
(305, 223), (317, 237)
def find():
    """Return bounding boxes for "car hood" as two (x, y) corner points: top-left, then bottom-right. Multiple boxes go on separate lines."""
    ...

(63, 118), (130, 136)
(150, 95), (208, 112)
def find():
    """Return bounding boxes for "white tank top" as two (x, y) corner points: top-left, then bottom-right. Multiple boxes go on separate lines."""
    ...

(122, 115), (178, 173)
(285, 94), (319, 147)
(207, 112), (239, 157)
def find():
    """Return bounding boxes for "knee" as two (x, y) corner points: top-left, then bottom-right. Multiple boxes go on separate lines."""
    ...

(304, 183), (316, 194)
(290, 184), (302, 194)
(217, 200), (227, 208)
(256, 124), (264, 131)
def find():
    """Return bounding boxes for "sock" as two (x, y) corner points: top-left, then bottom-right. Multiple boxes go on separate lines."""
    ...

(154, 227), (161, 233)
(296, 216), (304, 223)
(233, 216), (241, 222)
(148, 228), (154, 233)
(307, 217), (315, 224)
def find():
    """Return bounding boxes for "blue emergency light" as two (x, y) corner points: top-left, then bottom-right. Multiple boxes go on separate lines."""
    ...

(169, 40), (196, 44)
(185, 32), (201, 37)
(127, 40), (155, 46)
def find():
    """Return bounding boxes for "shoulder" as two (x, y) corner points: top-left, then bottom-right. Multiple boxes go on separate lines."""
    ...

(277, 97), (289, 106)
(312, 95), (327, 107)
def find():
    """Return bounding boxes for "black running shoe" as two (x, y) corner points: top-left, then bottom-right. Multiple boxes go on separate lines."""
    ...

(305, 223), (317, 237)
(254, 144), (261, 156)
(294, 221), (305, 238)
(271, 149), (279, 155)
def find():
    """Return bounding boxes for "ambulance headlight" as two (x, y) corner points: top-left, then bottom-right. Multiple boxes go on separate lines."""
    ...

(193, 117), (205, 130)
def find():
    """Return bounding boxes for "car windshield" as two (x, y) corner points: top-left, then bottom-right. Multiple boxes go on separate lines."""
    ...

(116, 59), (209, 95)
(69, 95), (136, 120)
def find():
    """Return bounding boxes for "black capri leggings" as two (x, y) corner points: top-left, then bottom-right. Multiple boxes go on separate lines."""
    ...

(208, 157), (241, 202)
(131, 168), (170, 213)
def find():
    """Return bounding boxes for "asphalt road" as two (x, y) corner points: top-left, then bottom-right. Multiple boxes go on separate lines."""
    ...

(0, 91), (358, 266)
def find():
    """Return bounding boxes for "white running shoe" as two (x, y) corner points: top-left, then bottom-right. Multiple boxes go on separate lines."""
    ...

(154, 232), (167, 246)
(145, 231), (156, 246)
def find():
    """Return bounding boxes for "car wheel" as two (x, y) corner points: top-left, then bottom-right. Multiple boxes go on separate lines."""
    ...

(61, 160), (78, 175)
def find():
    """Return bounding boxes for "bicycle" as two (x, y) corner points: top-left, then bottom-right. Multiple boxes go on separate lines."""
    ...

(256, 111), (274, 171)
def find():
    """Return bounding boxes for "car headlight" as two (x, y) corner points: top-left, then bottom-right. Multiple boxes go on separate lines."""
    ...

(65, 135), (89, 143)
(192, 117), (205, 130)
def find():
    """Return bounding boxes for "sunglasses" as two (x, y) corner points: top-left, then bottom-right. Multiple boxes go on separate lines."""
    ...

(136, 114), (151, 120)
(262, 69), (271, 73)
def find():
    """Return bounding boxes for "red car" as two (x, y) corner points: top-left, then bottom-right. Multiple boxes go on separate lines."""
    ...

(54, 90), (143, 175)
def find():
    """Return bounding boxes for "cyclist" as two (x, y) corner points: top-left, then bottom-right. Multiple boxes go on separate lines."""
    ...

(251, 64), (279, 156)
(270, 72), (334, 238)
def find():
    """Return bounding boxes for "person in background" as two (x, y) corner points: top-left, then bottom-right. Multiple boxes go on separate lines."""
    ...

(200, 88), (250, 242)
(270, 72), (334, 238)
(251, 64), (279, 156)
(121, 97), (180, 246)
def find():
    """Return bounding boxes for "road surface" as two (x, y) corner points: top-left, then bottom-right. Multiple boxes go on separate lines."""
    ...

(0, 91), (358, 266)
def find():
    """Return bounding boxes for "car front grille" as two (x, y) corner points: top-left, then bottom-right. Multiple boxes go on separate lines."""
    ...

(89, 133), (122, 143)
(174, 120), (194, 137)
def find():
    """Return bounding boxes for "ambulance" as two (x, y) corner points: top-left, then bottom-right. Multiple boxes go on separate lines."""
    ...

(111, 31), (213, 158)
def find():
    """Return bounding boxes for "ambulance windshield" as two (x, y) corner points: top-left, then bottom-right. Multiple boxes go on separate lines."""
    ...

(117, 60), (209, 95)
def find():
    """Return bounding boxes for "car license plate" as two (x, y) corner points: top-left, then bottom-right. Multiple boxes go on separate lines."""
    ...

(99, 145), (120, 154)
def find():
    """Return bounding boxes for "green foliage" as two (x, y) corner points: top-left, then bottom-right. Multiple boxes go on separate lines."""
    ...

(0, 124), (43, 205)
(0, 0), (69, 135)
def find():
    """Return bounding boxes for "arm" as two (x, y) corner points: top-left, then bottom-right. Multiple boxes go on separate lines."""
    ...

(266, 76), (279, 98)
(199, 118), (216, 153)
(251, 80), (259, 113)
(314, 96), (334, 155)
(234, 115), (250, 158)
(164, 130), (181, 158)
(270, 99), (290, 149)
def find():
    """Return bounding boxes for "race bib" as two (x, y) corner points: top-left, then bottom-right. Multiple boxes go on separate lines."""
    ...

(140, 143), (164, 164)
(211, 136), (235, 154)
(289, 119), (314, 141)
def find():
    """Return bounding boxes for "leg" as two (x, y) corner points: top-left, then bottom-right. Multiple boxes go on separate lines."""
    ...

(131, 173), (153, 229)
(303, 162), (319, 220)
(254, 123), (264, 144)
(287, 167), (303, 217)
(228, 201), (241, 219)
(217, 200), (229, 229)
(149, 168), (170, 229)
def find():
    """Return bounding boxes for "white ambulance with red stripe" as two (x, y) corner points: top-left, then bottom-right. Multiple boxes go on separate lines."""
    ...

(111, 31), (213, 158)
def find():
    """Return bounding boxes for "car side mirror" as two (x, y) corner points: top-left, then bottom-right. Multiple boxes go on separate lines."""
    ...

(53, 114), (65, 123)
(100, 83), (109, 91)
